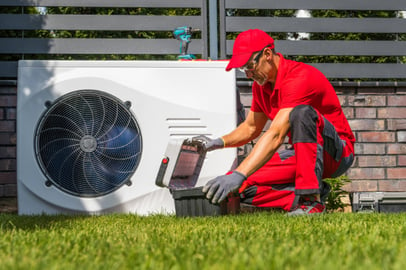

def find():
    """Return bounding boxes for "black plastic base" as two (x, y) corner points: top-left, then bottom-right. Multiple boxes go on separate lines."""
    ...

(171, 187), (240, 217)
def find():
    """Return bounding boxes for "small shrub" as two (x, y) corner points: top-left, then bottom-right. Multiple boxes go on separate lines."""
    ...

(324, 175), (351, 212)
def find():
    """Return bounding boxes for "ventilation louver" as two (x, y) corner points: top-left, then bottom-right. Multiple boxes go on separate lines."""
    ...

(35, 90), (142, 197)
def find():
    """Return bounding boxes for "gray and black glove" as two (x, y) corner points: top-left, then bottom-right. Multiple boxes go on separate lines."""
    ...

(192, 135), (224, 152)
(202, 171), (247, 204)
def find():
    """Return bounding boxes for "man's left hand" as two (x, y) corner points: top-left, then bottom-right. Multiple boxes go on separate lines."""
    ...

(202, 171), (247, 204)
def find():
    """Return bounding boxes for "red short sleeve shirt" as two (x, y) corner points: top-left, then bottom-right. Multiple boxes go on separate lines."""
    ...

(251, 53), (355, 147)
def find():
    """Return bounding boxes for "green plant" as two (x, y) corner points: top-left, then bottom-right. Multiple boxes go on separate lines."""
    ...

(324, 175), (352, 212)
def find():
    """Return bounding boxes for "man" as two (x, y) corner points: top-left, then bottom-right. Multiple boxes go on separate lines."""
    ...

(193, 29), (355, 215)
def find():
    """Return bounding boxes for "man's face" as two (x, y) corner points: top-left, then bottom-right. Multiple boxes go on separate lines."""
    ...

(239, 47), (276, 86)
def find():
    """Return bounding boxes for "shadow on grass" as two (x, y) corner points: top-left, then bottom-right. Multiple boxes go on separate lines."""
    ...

(0, 214), (92, 231)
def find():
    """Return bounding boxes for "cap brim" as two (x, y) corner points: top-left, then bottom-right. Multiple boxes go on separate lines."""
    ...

(225, 52), (252, 71)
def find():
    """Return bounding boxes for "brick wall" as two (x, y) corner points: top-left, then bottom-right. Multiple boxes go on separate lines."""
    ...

(0, 82), (17, 198)
(337, 86), (406, 192)
(0, 81), (405, 201)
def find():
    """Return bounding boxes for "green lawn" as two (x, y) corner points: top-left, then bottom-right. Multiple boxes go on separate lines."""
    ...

(0, 212), (405, 270)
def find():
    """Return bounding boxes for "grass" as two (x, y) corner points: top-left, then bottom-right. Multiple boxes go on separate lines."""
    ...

(0, 212), (405, 270)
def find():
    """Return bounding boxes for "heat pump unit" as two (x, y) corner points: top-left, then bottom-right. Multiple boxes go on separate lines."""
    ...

(17, 60), (237, 215)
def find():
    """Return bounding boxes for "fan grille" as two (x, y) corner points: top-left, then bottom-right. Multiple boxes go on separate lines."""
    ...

(35, 90), (142, 197)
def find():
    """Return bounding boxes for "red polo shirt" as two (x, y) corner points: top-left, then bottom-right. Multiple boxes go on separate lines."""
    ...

(251, 53), (355, 149)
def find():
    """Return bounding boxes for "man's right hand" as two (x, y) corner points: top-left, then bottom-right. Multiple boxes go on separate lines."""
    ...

(192, 135), (224, 152)
(202, 171), (246, 204)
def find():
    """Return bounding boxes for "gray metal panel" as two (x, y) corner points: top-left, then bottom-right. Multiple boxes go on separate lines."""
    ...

(313, 64), (406, 79)
(0, 14), (204, 31)
(225, 17), (406, 33)
(226, 40), (406, 56)
(209, 0), (218, 60)
(0, 38), (204, 54)
(0, 0), (203, 8)
(0, 62), (18, 78)
(218, 0), (406, 59)
(200, 0), (208, 59)
(0, 80), (17, 86)
(225, 0), (406, 10)
(236, 80), (406, 88)
(235, 64), (406, 79)
(219, 0), (227, 60)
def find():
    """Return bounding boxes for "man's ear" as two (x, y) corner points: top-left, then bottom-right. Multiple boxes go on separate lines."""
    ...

(264, 48), (273, 62)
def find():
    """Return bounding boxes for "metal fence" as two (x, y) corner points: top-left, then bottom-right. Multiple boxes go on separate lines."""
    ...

(1, 0), (406, 80)
(220, 0), (406, 80)
(0, 0), (209, 78)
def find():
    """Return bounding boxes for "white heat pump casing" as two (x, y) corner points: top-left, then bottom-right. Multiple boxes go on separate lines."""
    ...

(17, 60), (237, 215)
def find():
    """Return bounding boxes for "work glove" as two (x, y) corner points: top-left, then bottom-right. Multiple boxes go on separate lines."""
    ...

(192, 135), (224, 152)
(203, 171), (247, 204)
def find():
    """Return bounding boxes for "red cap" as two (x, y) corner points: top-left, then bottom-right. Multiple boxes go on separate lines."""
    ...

(225, 29), (274, 71)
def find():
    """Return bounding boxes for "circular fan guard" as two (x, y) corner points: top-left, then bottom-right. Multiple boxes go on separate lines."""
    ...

(35, 90), (142, 197)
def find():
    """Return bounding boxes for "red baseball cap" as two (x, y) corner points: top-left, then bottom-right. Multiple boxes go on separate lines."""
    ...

(225, 29), (274, 71)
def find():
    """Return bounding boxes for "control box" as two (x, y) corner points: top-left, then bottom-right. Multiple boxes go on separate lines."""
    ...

(155, 139), (206, 190)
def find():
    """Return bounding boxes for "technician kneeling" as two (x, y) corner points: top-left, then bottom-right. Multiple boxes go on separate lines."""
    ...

(192, 29), (355, 216)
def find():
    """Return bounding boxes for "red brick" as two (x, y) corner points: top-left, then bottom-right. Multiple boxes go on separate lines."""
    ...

(0, 172), (16, 184)
(0, 147), (16, 158)
(357, 132), (395, 143)
(387, 144), (406, 154)
(0, 159), (16, 171)
(240, 94), (252, 107)
(387, 168), (406, 180)
(0, 96), (16, 107)
(0, 133), (16, 145)
(4, 184), (17, 197)
(378, 108), (406, 119)
(0, 86), (16, 94)
(346, 168), (385, 180)
(355, 108), (376, 118)
(348, 120), (384, 131)
(0, 121), (15, 132)
(6, 108), (16, 120)
(355, 143), (386, 155)
(0, 184), (17, 197)
(378, 180), (406, 191)
(398, 155), (406, 166)
(347, 96), (386, 107)
(387, 119), (406, 131)
(398, 131), (406, 142)
(358, 156), (396, 167)
(244, 108), (250, 118)
(342, 107), (354, 119)
(337, 95), (347, 106)
(343, 180), (378, 192)
(388, 95), (406, 106)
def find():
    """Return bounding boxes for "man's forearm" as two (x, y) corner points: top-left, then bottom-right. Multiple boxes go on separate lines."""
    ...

(222, 122), (260, 148)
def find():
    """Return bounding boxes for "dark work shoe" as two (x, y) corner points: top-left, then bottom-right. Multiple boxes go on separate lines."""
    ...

(288, 196), (326, 216)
